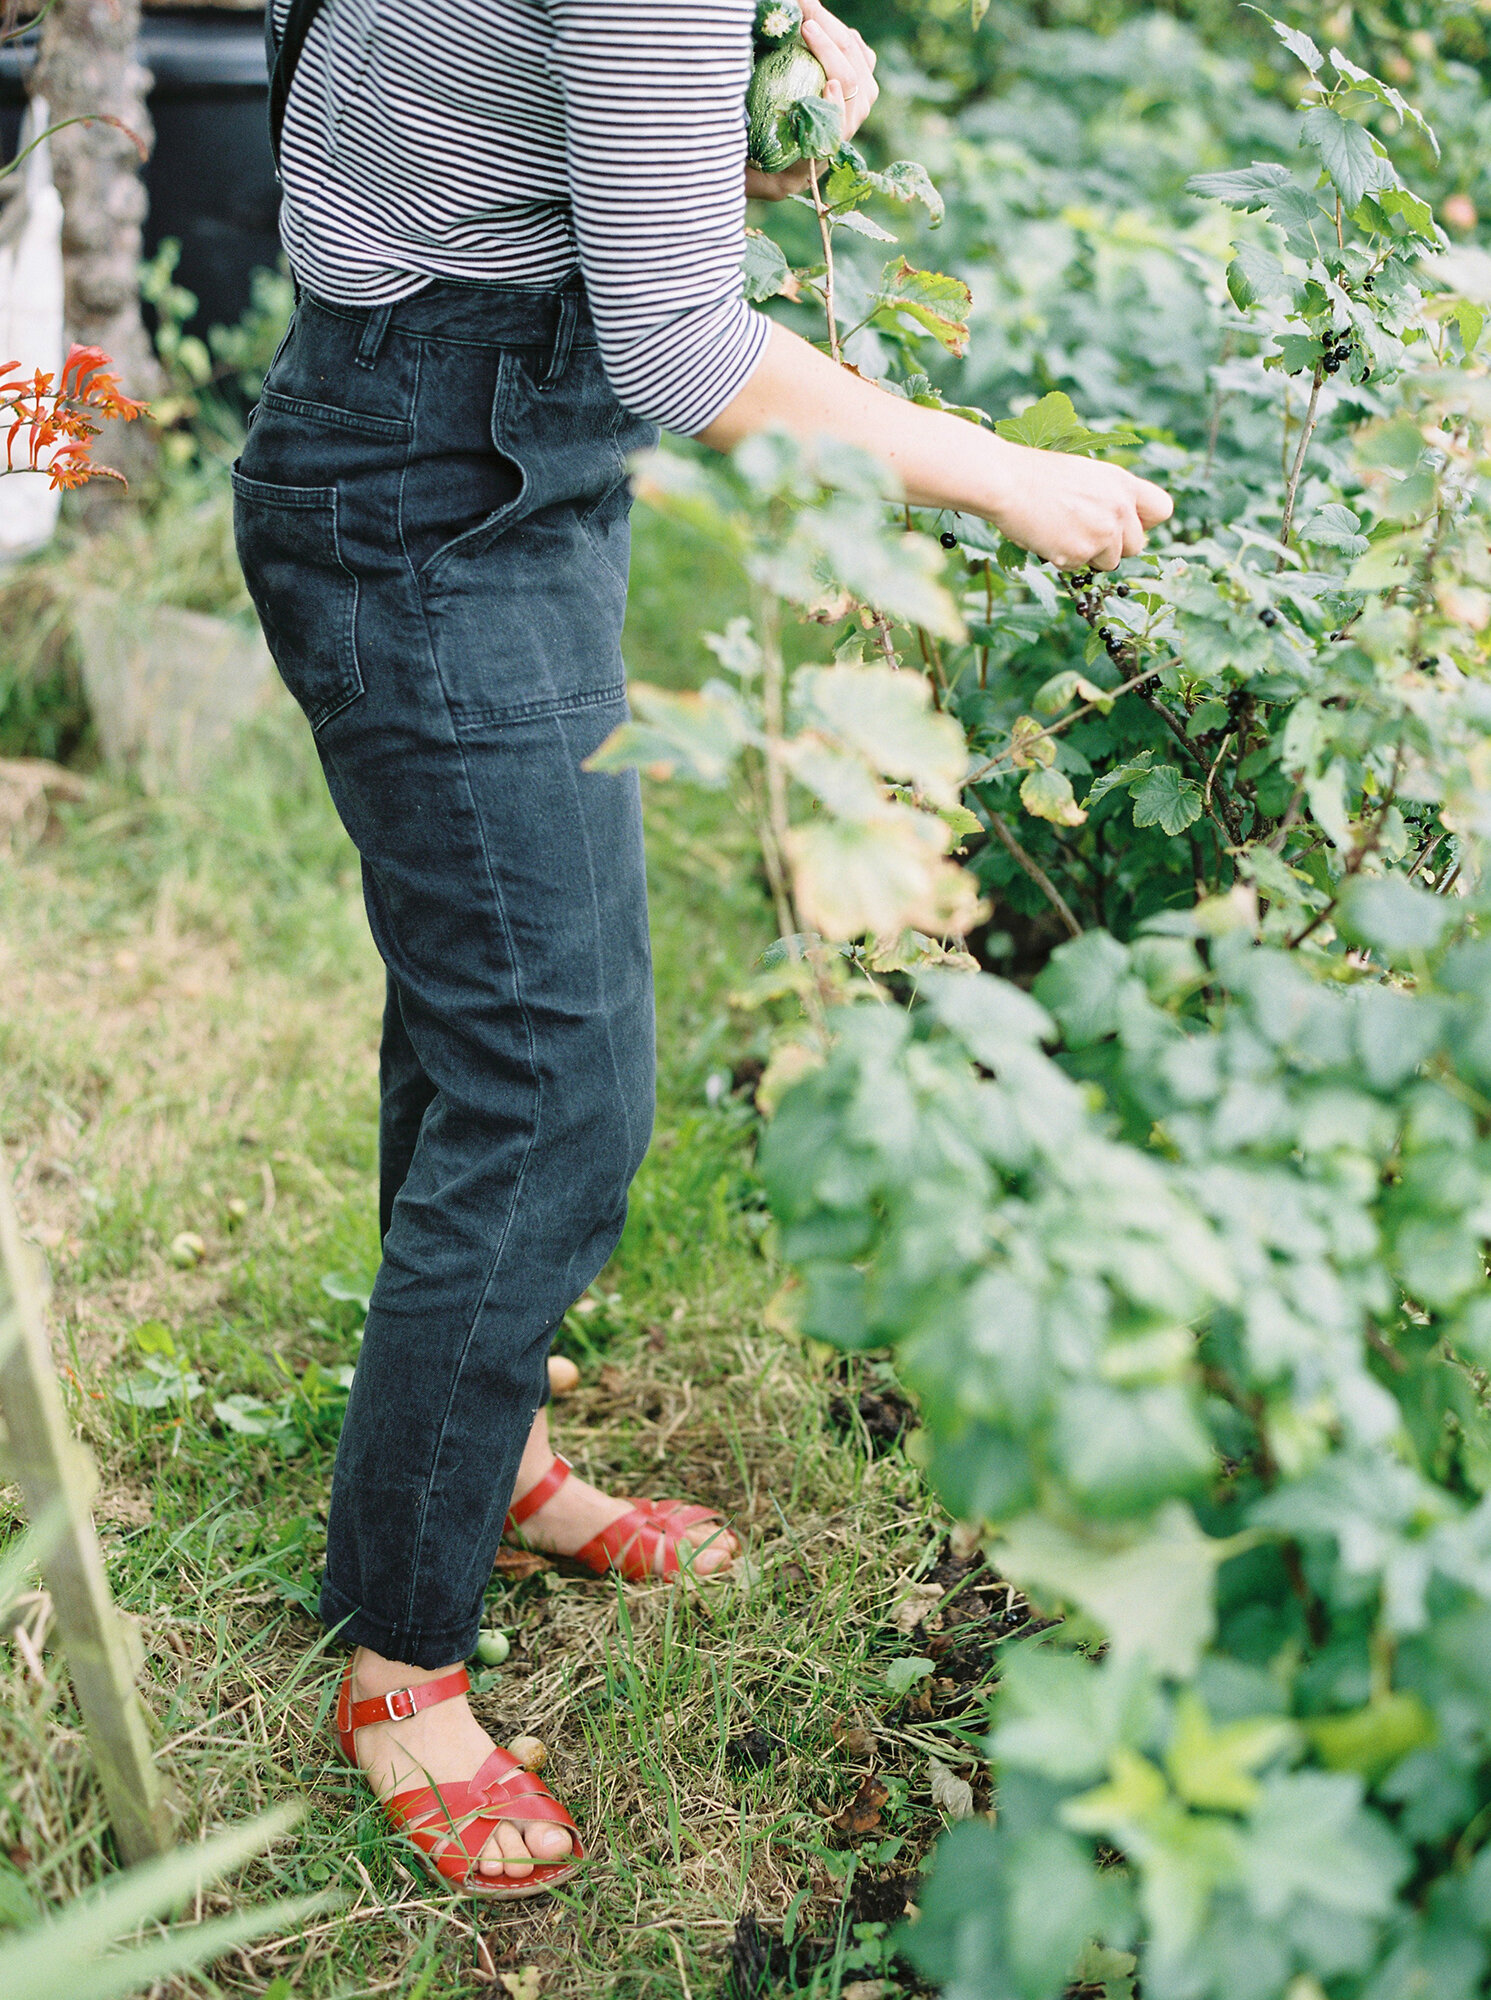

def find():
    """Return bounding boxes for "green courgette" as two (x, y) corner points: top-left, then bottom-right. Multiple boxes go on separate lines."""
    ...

(746, 39), (828, 173)
(753, 0), (803, 51)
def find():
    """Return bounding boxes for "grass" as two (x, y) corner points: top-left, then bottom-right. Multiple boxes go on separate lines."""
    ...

(0, 494), (1003, 1998)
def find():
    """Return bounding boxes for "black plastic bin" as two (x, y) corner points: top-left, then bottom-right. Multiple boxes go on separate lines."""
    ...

(0, 9), (279, 336)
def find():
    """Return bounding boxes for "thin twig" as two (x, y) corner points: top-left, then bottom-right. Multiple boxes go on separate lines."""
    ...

(963, 663), (1165, 786)
(986, 811), (1082, 939)
(807, 160), (841, 363)
(1278, 365), (1325, 559)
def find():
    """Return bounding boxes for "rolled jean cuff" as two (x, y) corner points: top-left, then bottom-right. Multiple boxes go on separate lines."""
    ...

(319, 1576), (481, 1670)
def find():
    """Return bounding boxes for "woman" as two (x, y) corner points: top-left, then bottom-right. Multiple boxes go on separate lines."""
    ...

(235, 0), (1171, 1899)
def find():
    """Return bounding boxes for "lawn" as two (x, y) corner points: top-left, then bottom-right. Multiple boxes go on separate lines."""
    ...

(0, 499), (1002, 1998)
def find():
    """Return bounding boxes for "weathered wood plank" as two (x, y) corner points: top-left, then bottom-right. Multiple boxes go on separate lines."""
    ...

(0, 1176), (177, 1862)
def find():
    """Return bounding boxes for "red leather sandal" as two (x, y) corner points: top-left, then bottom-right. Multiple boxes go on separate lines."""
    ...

(335, 1660), (583, 1900)
(503, 1453), (732, 1581)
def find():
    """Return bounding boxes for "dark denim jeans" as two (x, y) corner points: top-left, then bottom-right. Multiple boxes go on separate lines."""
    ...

(232, 280), (659, 1666)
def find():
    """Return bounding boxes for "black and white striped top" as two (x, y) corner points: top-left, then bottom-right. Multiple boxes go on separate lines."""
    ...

(272, 0), (771, 436)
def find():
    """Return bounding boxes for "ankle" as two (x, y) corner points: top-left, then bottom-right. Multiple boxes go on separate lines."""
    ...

(353, 1647), (464, 1698)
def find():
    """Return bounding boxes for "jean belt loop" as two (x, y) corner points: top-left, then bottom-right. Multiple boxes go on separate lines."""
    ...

(539, 288), (579, 391)
(354, 302), (394, 371)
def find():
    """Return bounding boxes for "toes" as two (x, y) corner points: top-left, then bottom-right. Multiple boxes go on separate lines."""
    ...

(491, 1820), (534, 1878)
(525, 1819), (574, 1862)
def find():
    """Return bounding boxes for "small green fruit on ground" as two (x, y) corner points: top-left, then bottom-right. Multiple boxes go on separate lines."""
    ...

(168, 1231), (206, 1268)
(475, 1629), (510, 1666)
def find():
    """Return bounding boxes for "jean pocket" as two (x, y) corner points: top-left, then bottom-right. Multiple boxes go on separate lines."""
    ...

(231, 469), (364, 731)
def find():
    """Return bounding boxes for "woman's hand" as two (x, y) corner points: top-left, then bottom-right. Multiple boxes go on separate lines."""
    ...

(984, 442), (1174, 572)
(746, 0), (880, 202)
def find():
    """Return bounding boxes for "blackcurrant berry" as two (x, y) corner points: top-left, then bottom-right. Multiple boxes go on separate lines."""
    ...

(1325, 360), (1340, 374)
(1259, 608), (1278, 627)
(940, 531), (957, 549)
(1115, 583), (1131, 597)
(1363, 275), (1374, 291)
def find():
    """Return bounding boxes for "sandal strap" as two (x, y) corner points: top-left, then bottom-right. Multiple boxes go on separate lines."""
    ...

(505, 1454), (573, 1532)
(336, 1661), (470, 1739)
(642, 1500), (724, 1532)
(382, 1747), (585, 1887)
(574, 1501), (680, 1580)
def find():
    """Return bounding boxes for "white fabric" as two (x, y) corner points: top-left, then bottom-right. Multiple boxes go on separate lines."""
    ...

(0, 99), (65, 557)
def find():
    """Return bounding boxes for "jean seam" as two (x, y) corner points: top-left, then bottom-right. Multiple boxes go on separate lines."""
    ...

(393, 377), (546, 1637)
(560, 715), (643, 1198)
(452, 680), (626, 731)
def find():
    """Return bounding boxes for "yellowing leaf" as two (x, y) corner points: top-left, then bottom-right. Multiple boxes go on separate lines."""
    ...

(795, 664), (968, 805)
(1164, 1692), (1298, 1814)
(585, 683), (753, 786)
(787, 808), (984, 940)
(1307, 1693), (1436, 1782)
(1061, 1746), (1169, 1834)
(1020, 765), (1087, 827)
(1008, 715), (1056, 770)
(873, 257), (973, 356)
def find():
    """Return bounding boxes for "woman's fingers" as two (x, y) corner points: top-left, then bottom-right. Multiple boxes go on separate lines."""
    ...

(1134, 475), (1174, 527)
(800, 0), (879, 143)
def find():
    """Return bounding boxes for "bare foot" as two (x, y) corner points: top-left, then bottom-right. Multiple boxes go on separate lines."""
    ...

(349, 1647), (574, 1883)
(510, 1407), (738, 1576)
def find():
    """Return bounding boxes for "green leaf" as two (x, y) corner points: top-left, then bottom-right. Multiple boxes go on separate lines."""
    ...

(789, 91), (844, 161)
(1329, 47), (1440, 156)
(1251, 10), (1324, 72)
(1020, 764), (1087, 827)
(1130, 764), (1204, 835)
(919, 968), (1054, 1063)
(1238, 1771), (1410, 1921)
(1295, 503), (1369, 557)
(887, 1655), (935, 1695)
(1335, 874), (1458, 964)
(1454, 301), (1486, 356)
(994, 1502), (1234, 1678)
(1226, 243), (1291, 311)
(742, 228), (795, 304)
(213, 1393), (294, 1438)
(1084, 750), (1155, 809)
(1375, 183), (1438, 238)
(1033, 668), (1112, 717)
(1034, 929), (1130, 1047)
(131, 1319), (175, 1357)
(872, 257), (973, 356)
(994, 390), (1140, 456)
(1300, 107), (1393, 217)
(1186, 162), (1295, 213)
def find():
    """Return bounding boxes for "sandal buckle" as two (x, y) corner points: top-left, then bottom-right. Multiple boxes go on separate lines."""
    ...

(383, 1686), (417, 1722)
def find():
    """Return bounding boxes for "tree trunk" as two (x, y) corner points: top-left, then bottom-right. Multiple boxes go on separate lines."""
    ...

(32, 0), (160, 500)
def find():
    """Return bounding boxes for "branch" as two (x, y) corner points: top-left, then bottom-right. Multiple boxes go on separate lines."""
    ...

(1278, 364), (1325, 560)
(807, 160), (841, 363)
(986, 811), (1082, 940)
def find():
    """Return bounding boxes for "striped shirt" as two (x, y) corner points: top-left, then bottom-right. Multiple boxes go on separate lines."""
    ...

(270, 0), (771, 437)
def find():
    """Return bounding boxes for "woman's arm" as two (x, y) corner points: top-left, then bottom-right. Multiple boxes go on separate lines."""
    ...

(699, 319), (1173, 572)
